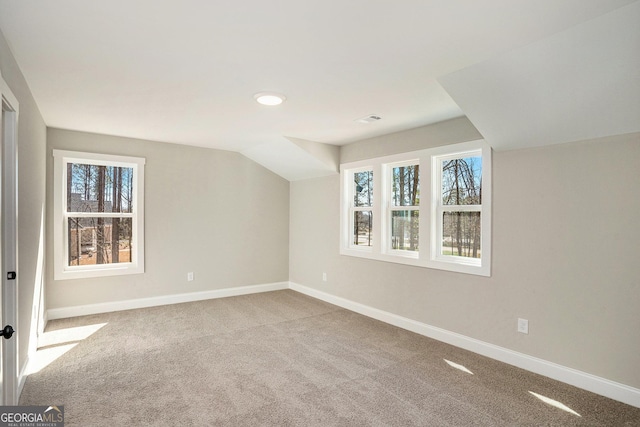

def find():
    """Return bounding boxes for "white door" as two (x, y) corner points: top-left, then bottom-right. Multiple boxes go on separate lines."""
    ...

(1, 73), (19, 405)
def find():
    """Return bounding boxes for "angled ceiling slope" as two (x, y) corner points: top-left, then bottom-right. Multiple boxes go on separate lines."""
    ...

(0, 1), (637, 180)
(241, 138), (339, 182)
(438, 1), (640, 151)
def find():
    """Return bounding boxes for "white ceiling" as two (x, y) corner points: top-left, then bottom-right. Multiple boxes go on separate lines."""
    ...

(0, 0), (637, 179)
(439, 0), (640, 151)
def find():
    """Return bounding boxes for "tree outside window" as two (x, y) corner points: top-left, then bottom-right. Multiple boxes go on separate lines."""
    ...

(340, 140), (491, 276)
(390, 164), (419, 252)
(439, 155), (482, 259)
(66, 163), (134, 266)
(53, 150), (145, 280)
(352, 170), (373, 247)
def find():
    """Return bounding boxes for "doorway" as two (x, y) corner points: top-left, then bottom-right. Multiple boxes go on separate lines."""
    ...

(1, 73), (19, 405)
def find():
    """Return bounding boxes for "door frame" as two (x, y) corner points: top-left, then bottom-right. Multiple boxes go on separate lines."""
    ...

(1, 71), (19, 405)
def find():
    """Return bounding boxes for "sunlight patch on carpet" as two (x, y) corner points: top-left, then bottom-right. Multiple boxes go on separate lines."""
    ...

(26, 343), (78, 374)
(38, 323), (108, 348)
(529, 391), (581, 417)
(26, 323), (108, 374)
(444, 359), (474, 375)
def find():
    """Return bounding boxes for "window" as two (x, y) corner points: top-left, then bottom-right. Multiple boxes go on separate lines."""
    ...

(349, 168), (374, 250)
(53, 150), (145, 280)
(429, 147), (490, 275)
(340, 140), (491, 276)
(387, 162), (420, 257)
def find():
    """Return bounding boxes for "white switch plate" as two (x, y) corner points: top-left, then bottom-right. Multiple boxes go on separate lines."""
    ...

(518, 318), (529, 334)
(322, 272), (327, 282)
(187, 272), (194, 281)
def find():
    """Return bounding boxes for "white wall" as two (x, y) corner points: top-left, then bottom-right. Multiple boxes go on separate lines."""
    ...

(290, 121), (640, 391)
(0, 29), (47, 381)
(47, 129), (290, 310)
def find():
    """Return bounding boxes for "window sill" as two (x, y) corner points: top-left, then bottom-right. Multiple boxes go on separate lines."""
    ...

(340, 250), (490, 276)
(54, 264), (144, 281)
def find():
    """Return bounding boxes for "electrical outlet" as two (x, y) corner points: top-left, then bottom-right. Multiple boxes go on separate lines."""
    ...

(517, 318), (529, 334)
(322, 272), (327, 282)
(187, 272), (194, 282)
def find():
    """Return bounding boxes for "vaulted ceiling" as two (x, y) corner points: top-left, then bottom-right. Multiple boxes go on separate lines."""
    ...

(1, 1), (638, 180)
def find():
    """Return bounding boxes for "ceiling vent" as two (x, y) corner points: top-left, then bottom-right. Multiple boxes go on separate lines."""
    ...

(355, 115), (382, 124)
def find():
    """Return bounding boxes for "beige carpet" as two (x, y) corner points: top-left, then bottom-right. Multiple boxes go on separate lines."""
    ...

(20, 290), (640, 426)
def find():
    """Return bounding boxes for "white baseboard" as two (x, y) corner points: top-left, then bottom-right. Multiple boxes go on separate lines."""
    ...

(289, 282), (640, 409)
(42, 280), (640, 408)
(46, 282), (289, 320)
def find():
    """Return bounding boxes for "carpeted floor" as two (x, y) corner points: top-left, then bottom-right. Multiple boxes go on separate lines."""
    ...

(20, 290), (640, 426)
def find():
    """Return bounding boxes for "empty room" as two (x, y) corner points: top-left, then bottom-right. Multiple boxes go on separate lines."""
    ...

(0, 1), (639, 425)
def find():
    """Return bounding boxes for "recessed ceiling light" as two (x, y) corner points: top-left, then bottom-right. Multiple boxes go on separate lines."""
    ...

(254, 92), (286, 106)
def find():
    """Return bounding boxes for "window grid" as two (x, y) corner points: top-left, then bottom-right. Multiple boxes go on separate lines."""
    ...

(385, 161), (420, 257)
(433, 151), (483, 265)
(340, 140), (491, 276)
(349, 168), (374, 250)
(53, 150), (145, 280)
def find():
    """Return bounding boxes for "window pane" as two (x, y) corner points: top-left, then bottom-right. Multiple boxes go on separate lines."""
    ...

(392, 165), (419, 206)
(391, 210), (419, 251)
(442, 156), (481, 205)
(353, 171), (373, 207)
(68, 217), (132, 266)
(353, 211), (373, 246)
(442, 212), (481, 258)
(67, 163), (134, 213)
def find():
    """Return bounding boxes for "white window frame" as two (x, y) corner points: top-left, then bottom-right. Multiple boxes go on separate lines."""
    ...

(340, 140), (491, 276)
(383, 159), (420, 260)
(342, 165), (375, 253)
(427, 144), (491, 276)
(53, 150), (145, 280)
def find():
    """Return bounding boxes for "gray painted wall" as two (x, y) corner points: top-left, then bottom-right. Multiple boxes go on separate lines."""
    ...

(0, 29), (47, 378)
(290, 123), (640, 390)
(340, 116), (482, 163)
(47, 129), (290, 309)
